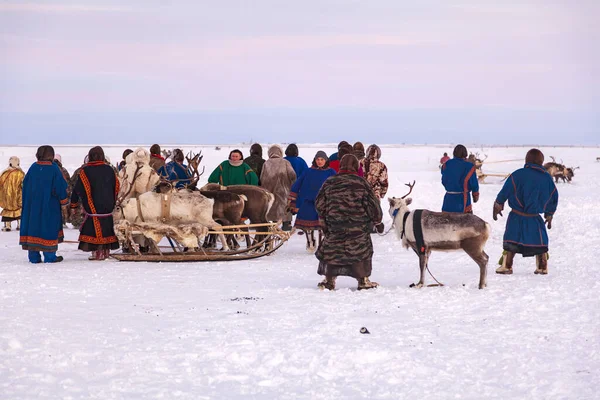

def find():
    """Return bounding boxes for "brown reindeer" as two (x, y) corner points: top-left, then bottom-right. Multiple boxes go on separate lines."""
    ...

(388, 182), (490, 289)
(201, 183), (274, 248)
(200, 190), (247, 249)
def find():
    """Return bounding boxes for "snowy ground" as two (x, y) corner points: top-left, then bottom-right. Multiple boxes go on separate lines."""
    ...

(1, 144), (599, 399)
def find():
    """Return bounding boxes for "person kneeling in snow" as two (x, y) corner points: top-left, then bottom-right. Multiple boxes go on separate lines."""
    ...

(315, 154), (383, 290)
(493, 148), (558, 275)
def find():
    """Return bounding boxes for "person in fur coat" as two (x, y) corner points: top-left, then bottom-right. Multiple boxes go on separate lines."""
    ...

(315, 154), (383, 290)
(0, 156), (25, 231)
(260, 145), (296, 230)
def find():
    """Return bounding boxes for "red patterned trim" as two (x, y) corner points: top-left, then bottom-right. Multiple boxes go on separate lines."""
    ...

(294, 219), (322, 228)
(86, 161), (106, 167)
(36, 161), (52, 165)
(151, 154), (165, 161)
(60, 198), (69, 205)
(20, 235), (59, 247)
(114, 171), (120, 199)
(79, 170), (103, 239)
(245, 169), (254, 175)
(79, 234), (118, 244)
(70, 201), (80, 209)
(463, 165), (476, 213)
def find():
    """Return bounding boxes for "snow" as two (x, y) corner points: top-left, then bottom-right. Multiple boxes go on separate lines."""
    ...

(1, 144), (599, 399)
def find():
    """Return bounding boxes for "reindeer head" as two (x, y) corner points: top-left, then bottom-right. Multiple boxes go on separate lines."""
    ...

(388, 181), (415, 219)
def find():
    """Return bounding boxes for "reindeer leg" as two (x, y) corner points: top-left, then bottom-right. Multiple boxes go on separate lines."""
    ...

(415, 253), (427, 288)
(305, 230), (312, 251)
(209, 222), (230, 251)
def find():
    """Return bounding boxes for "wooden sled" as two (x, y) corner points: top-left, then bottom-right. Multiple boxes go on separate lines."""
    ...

(111, 221), (293, 262)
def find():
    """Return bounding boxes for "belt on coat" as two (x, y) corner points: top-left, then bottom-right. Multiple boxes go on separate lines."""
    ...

(510, 210), (539, 217)
(446, 191), (465, 195)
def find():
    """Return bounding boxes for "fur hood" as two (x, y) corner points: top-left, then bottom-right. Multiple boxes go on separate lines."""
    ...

(268, 145), (283, 159)
(366, 144), (381, 161)
(250, 143), (263, 157)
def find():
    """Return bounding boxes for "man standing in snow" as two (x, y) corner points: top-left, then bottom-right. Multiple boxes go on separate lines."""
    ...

(19, 145), (69, 263)
(493, 148), (558, 275)
(441, 144), (479, 213)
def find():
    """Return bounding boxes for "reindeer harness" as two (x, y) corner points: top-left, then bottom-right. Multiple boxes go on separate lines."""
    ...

(399, 209), (427, 255)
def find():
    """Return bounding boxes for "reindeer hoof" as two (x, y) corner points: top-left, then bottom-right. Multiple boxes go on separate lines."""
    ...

(409, 283), (424, 288)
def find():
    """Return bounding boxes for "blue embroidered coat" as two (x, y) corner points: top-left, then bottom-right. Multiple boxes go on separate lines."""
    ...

(496, 163), (558, 256)
(284, 156), (309, 181)
(158, 161), (191, 189)
(289, 167), (336, 229)
(19, 161), (68, 252)
(441, 158), (479, 213)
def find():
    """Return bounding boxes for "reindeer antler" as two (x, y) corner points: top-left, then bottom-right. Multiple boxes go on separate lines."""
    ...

(401, 181), (416, 199)
(116, 163), (143, 206)
(550, 156), (556, 163)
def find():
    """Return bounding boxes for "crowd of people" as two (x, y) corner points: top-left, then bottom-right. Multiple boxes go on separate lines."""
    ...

(0, 142), (558, 290)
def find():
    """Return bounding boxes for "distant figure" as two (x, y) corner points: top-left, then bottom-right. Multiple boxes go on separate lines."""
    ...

(440, 152), (450, 166)
(330, 144), (364, 177)
(19, 145), (68, 263)
(0, 156), (25, 231)
(288, 151), (336, 250)
(208, 149), (258, 186)
(353, 141), (366, 172)
(158, 149), (192, 189)
(364, 144), (389, 200)
(284, 143), (309, 180)
(329, 140), (350, 162)
(441, 144), (479, 213)
(494, 148), (558, 275)
(149, 144), (166, 172)
(260, 145), (296, 230)
(118, 149), (133, 171)
(244, 144), (265, 184)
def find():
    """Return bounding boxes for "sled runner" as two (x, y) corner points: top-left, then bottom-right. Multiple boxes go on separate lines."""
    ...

(111, 221), (293, 262)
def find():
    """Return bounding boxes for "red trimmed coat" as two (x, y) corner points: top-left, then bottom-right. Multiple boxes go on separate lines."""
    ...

(70, 161), (120, 251)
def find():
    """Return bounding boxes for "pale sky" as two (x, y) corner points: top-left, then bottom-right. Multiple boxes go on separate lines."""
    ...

(0, 0), (598, 144)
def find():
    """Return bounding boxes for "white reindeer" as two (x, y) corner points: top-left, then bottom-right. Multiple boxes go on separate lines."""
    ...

(388, 182), (490, 289)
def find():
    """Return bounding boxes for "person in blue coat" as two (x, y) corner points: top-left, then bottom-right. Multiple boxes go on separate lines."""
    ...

(441, 144), (479, 213)
(284, 144), (308, 180)
(158, 149), (192, 189)
(493, 149), (558, 275)
(288, 150), (336, 233)
(19, 145), (69, 263)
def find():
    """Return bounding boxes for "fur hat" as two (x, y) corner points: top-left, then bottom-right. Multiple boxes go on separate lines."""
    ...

(338, 144), (354, 159)
(268, 145), (283, 159)
(353, 142), (365, 160)
(339, 154), (359, 173)
(132, 147), (150, 164)
(366, 144), (381, 160)
(54, 154), (62, 164)
(9, 156), (20, 168)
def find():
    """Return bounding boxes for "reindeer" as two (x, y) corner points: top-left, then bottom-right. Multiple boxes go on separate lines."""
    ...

(544, 156), (573, 183)
(199, 190), (247, 249)
(201, 183), (274, 249)
(116, 171), (231, 251)
(118, 148), (160, 202)
(388, 181), (490, 289)
(468, 152), (488, 182)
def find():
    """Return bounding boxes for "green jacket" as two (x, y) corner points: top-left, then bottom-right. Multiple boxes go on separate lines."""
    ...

(208, 161), (259, 186)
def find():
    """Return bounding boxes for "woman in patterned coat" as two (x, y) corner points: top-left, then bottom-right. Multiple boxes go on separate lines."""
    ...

(315, 154), (383, 290)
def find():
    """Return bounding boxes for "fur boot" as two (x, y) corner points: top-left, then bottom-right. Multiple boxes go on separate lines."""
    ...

(496, 251), (514, 274)
(357, 277), (379, 290)
(1, 221), (10, 232)
(317, 276), (336, 291)
(534, 253), (548, 275)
